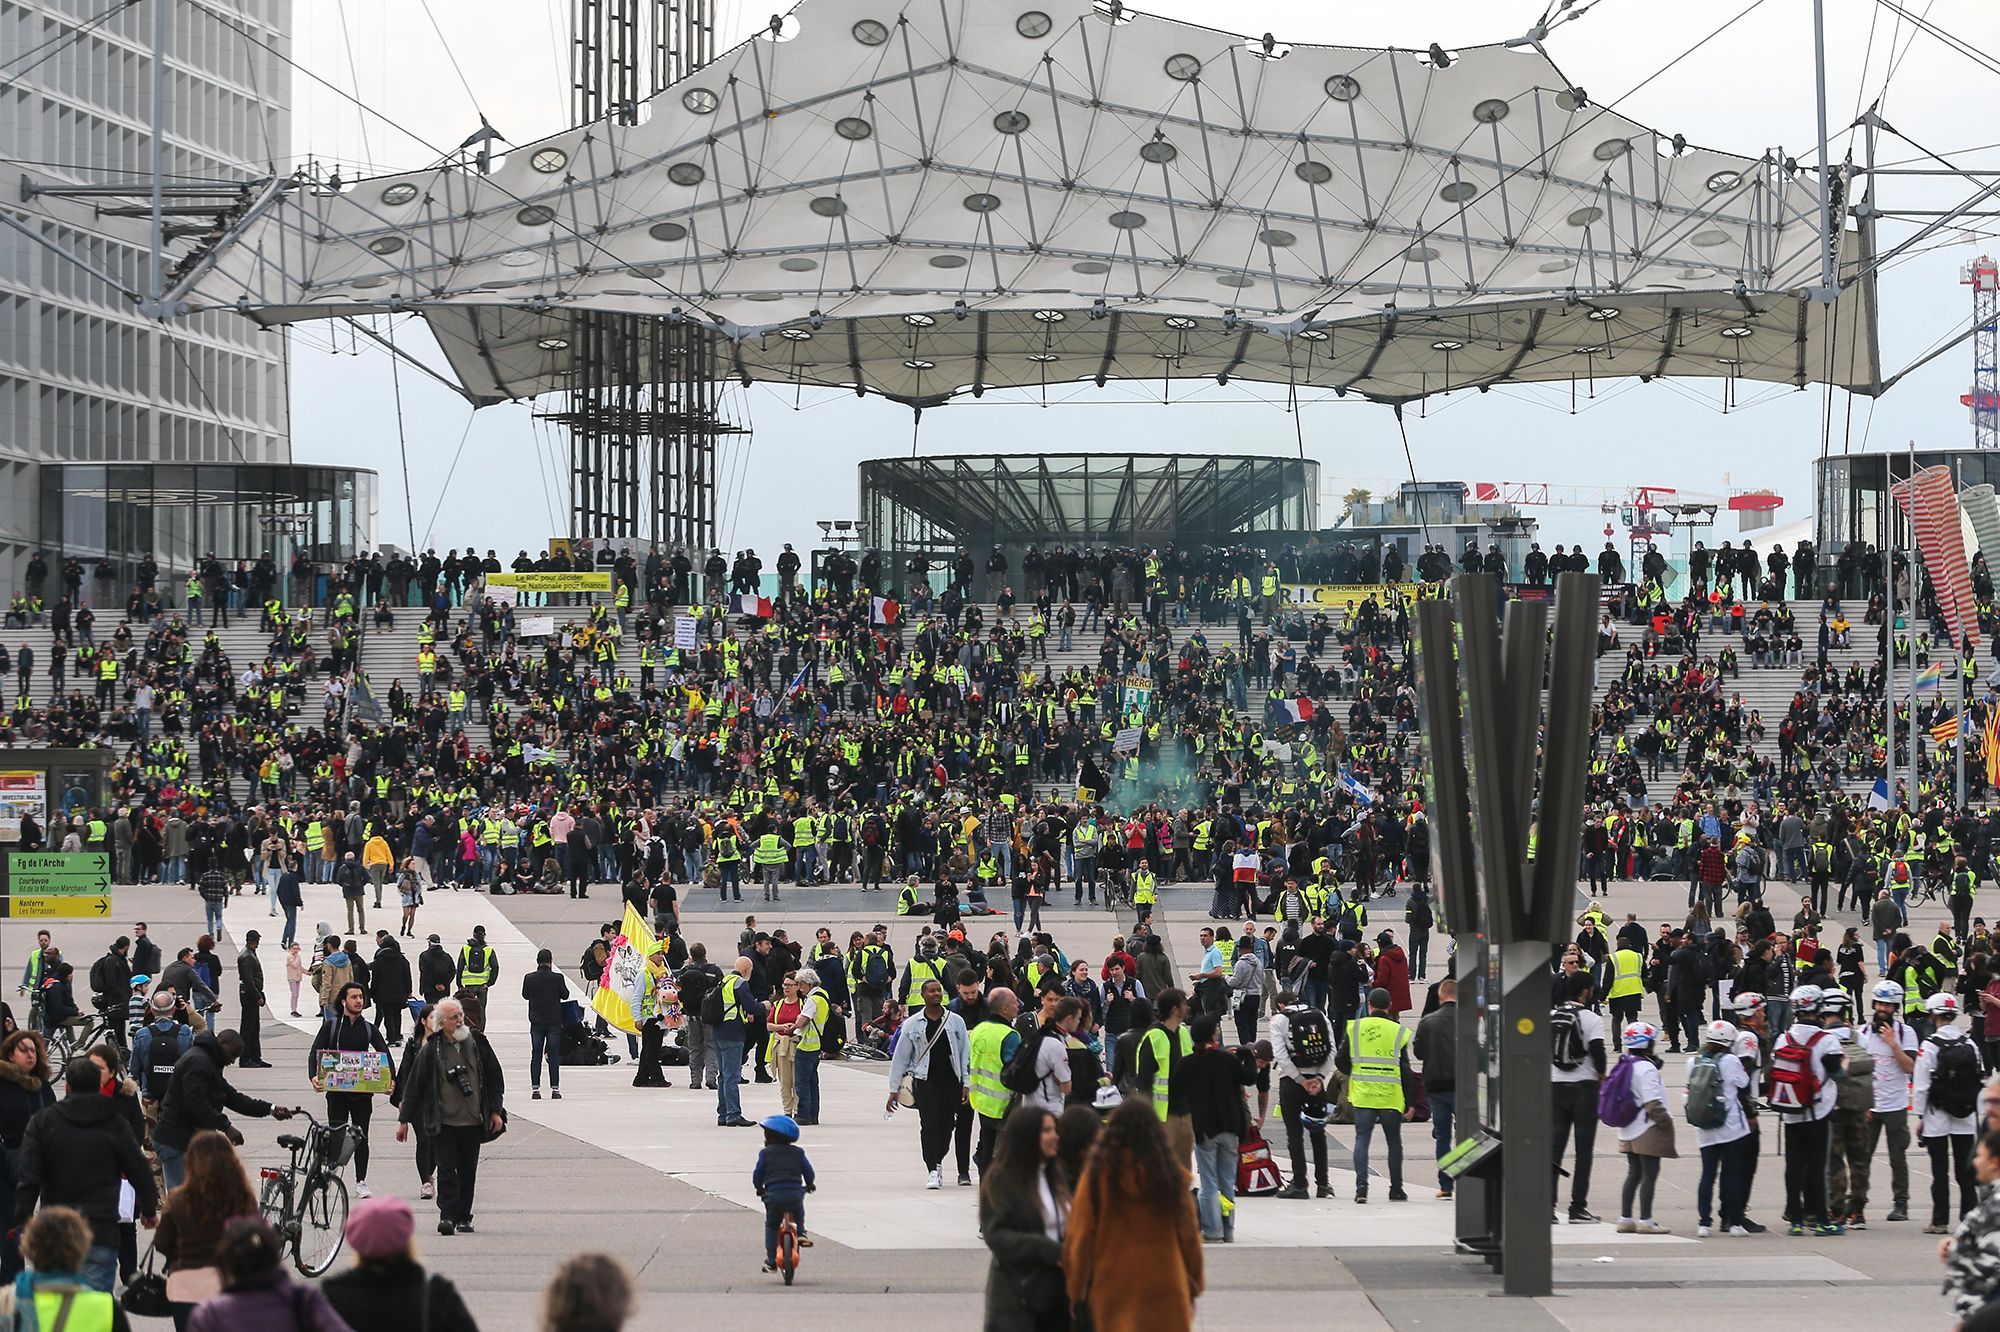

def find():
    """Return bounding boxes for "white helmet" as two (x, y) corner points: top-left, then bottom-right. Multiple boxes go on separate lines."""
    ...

(1788, 984), (1824, 1010)
(1622, 1021), (1659, 1048)
(1926, 992), (1961, 1018)
(1817, 990), (1853, 1020)
(1870, 980), (1905, 1005)
(1730, 991), (1766, 1016)
(1703, 1019), (1739, 1048)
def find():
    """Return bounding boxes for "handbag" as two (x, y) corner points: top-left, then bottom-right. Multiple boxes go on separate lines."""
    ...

(120, 1245), (171, 1318)
(896, 1017), (946, 1107)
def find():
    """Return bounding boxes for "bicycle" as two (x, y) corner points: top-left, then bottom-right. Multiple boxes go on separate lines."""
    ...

(45, 1002), (126, 1070)
(258, 1109), (357, 1276)
(775, 1209), (802, 1285)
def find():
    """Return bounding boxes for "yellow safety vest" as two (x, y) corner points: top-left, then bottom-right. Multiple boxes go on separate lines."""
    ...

(795, 990), (830, 1053)
(1142, 1024), (1194, 1120)
(1345, 1015), (1410, 1111)
(902, 957), (948, 1006)
(967, 1020), (1013, 1120)
(32, 1285), (114, 1332)
(1133, 870), (1157, 904)
(458, 944), (494, 986)
(1607, 949), (1644, 1000)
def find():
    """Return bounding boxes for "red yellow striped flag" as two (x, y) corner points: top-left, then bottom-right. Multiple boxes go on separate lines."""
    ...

(1892, 466), (1980, 649)
(1985, 706), (2000, 789)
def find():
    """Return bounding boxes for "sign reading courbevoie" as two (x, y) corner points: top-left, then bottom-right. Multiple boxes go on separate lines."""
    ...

(2, 851), (112, 918)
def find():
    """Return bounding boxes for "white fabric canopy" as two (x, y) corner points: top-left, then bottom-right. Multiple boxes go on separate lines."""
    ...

(173, 0), (1880, 406)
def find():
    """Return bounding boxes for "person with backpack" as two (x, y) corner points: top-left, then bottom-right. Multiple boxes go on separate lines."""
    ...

(1689, 1019), (1755, 1236)
(1269, 989), (1336, 1199)
(1600, 1021), (1673, 1233)
(1768, 983), (1846, 1236)
(1917, 991), (1982, 1233)
(849, 931), (893, 1034)
(130, 991), (194, 1111)
(677, 944), (723, 1092)
(1550, 971), (1608, 1224)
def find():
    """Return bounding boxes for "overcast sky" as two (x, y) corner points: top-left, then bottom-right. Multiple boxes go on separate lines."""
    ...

(283, 0), (2000, 558)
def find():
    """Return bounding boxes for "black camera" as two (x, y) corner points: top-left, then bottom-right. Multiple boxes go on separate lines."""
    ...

(445, 1063), (475, 1097)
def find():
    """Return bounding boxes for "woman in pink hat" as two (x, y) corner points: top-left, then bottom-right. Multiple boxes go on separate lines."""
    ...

(321, 1195), (478, 1332)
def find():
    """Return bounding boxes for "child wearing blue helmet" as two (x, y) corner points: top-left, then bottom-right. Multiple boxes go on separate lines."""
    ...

(752, 1114), (816, 1272)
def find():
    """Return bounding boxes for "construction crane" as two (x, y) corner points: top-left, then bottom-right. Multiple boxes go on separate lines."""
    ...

(1966, 255), (1998, 451)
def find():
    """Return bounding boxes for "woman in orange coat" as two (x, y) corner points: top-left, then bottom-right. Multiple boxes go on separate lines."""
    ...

(1063, 1099), (1204, 1332)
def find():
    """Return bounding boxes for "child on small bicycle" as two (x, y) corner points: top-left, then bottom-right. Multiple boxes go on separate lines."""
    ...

(751, 1113), (815, 1273)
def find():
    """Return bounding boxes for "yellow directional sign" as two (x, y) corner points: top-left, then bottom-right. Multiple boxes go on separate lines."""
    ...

(6, 895), (111, 919)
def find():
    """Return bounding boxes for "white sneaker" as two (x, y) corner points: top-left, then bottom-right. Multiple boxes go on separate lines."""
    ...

(1697, 1225), (1712, 1237)
(420, 1181), (435, 1200)
(355, 1181), (372, 1199)
(926, 1168), (943, 1190)
(1633, 1220), (1671, 1235)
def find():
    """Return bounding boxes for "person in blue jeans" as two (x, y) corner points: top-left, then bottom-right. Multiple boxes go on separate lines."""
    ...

(713, 957), (764, 1127)
(751, 1114), (815, 1271)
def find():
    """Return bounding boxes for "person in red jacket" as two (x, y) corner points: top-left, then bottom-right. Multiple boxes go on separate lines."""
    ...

(1371, 931), (1412, 1016)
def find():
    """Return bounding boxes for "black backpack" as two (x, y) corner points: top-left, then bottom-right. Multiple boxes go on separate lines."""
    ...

(1550, 1006), (1589, 1071)
(700, 976), (730, 1026)
(1932, 1034), (1982, 1118)
(1000, 1023), (1052, 1097)
(1286, 1007), (1333, 1066)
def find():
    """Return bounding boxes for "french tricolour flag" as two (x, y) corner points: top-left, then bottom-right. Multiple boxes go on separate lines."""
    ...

(1279, 696), (1314, 725)
(872, 596), (900, 626)
(729, 594), (773, 618)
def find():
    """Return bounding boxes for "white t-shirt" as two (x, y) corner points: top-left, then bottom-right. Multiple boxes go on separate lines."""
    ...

(1858, 1018), (1918, 1112)
(1775, 1022), (1843, 1123)
(1550, 1004), (1608, 1084)
(1617, 1056), (1669, 1143)
(1691, 1050), (1752, 1148)
(1914, 1024), (1980, 1139)
(1030, 1033), (1070, 1115)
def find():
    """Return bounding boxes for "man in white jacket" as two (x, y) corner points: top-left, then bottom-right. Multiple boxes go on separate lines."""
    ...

(1268, 990), (1335, 1199)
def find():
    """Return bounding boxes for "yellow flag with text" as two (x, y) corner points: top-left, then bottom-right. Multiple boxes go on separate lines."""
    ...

(590, 904), (658, 1035)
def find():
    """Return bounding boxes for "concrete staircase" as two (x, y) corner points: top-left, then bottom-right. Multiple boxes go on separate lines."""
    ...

(1586, 598), (1962, 789)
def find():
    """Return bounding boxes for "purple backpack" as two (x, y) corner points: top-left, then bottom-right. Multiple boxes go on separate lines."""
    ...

(1597, 1054), (1641, 1128)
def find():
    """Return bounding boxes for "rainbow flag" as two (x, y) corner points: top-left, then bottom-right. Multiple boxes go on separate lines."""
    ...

(1914, 662), (1943, 696)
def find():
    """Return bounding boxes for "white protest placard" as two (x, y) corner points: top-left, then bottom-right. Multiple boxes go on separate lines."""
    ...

(673, 615), (699, 650)
(518, 615), (556, 638)
(1112, 726), (1142, 754)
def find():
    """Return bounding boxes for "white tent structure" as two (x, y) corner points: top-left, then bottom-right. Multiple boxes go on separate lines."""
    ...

(168, 0), (1882, 407)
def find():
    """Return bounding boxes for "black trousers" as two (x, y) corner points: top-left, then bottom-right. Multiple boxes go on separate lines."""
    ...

(238, 987), (262, 1063)
(1279, 1076), (1329, 1188)
(1784, 1116), (1832, 1225)
(1551, 1080), (1599, 1211)
(434, 1123), (483, 1225)
(326, 1092), (373, 1182)
(375, 1001), (402, 1045)
(1928, 1132), (1977, 1227)
(913, 1075), (965, 1173)
(974, 1113), (1003, 1174)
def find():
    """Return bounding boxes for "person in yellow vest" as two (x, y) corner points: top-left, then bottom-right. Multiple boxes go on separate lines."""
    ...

(712, 824), (743, 902)
(898, 935), (950, 1007)
(1336, 987), (1411, 1202)
(789, 969), (831, 1126)
(456, 924), (499, 1001)
(896, 876), (927, 918)
(10, 1197), (150, 1315)
(751, 829), (788, 902)
(964, 989), (1022, 1173)
(1605, 943), (1647, 1043)
(1135, 986), (1195, 1164)
(1131, 859), (1158, 928)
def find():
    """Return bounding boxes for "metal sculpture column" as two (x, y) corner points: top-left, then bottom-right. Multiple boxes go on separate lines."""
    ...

(1415, 571), (1598, 1297)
